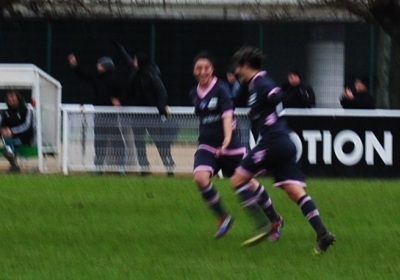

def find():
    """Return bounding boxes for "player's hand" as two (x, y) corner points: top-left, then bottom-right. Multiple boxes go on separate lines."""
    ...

(344, 88), (354, 100)
(1, 127), (12, 137)
(68, 53), (78, 68)
(215, 138), (230, 158)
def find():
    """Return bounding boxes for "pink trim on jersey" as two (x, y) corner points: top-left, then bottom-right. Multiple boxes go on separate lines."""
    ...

(265, 112), (278, 126)
(197, 77), (218, 99)
(268, 87), (281, 98)
(222, 109), (234, 119)
(274, 180), (307, 188)
(249, 71), (267, 90)
(198, 144), (246, 156)
(193, 165), (214, 176)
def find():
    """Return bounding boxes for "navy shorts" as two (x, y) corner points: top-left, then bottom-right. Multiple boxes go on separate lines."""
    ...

(238, 134), (306, 186)
(194, 148), (245, 178)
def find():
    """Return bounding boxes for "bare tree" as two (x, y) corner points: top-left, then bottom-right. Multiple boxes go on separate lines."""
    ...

(0, 0), (88, 20)
(315, 0), (400, 108)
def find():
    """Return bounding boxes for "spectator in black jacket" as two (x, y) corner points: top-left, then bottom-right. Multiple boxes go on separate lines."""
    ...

(114, 42), (175, 176)
(1, 90), (34, 172)
(68, 53), (126, 174)
(224, 66), (241, 99)
(340, 76), (375, 109)
(281, 70), (316, 108)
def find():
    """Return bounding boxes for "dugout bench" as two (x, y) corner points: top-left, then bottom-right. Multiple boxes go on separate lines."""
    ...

(0, 64), (62, 173)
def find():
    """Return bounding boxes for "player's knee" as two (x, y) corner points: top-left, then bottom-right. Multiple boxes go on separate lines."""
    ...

(283, 184), (306, 202)
(194, 171), (211, 188)
(230, 172), (249, 188)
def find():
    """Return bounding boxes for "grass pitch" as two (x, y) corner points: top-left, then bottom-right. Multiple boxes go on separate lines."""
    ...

(1, 174), (400, 279)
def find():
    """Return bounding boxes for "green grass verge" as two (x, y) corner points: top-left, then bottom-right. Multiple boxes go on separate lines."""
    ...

(1, 175), (400, 279)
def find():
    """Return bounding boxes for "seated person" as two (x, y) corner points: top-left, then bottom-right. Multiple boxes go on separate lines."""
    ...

(281, 69), (316, 108)
(340, 76), (375, 109)
(1, 90), (34, 172)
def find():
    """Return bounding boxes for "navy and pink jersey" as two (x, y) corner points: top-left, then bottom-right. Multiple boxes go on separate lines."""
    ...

(189, 77), (243, 151)
(246, 71), (287, 139)
(237, 71), (306, 185)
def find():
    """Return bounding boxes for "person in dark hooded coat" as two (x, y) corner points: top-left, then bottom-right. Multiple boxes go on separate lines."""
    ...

(114, 42), (176, 176)
(1, 90), (34, 172)
(68, 53), (126, 174)
(281, 70), (316, 109)
(340, 76), (375, 109)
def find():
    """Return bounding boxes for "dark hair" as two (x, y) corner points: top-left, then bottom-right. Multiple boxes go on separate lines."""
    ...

(135, 52), (150, 70)
(97, 56), (115, 72)
(288, 69), (301, 79)
(231, 45), (264, 70)
(192, 51), (215, 69)
(5, 90), (25, 107)
(226, 65), (236, 74)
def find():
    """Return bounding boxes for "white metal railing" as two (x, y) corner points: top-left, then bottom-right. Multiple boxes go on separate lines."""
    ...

(60, 105), (251, 175)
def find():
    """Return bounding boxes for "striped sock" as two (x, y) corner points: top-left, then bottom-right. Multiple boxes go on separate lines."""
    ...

(235, 182), (268, 228)
(297, 195), (327, 236)
(254, 184), (279, 222)
(200, 183), (226, 217)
